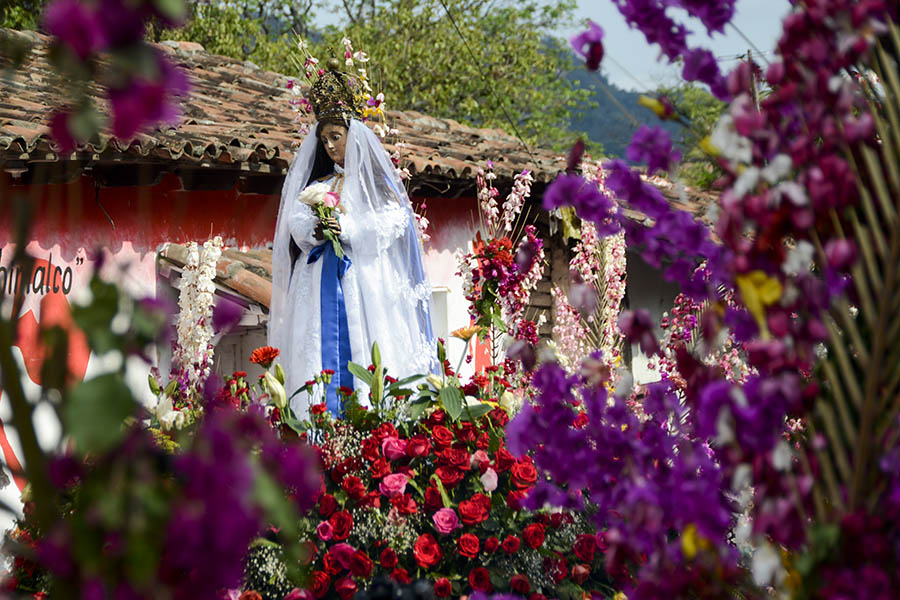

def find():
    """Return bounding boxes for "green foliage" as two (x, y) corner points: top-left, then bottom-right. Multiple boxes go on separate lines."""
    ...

(657, 82), (727, 188)
(1, 0), (47, 30)
(64, 373), (134, 454)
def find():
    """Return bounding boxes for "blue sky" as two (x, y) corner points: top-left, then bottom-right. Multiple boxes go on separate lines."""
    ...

(563, 0), (792, 91)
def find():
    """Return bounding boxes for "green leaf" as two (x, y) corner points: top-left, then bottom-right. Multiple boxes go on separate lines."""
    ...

(430, 474), (452, 508)
(64, 373), (134, 454)
(152, 0), (187, 24)
(462, 403), (493, 421)
(347, 361), (374, 387)
(407, 399), (430, 421)
(387, 374), (424, 393)
(439, 385), (464, 422)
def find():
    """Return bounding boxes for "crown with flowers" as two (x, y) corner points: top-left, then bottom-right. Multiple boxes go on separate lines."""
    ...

(288, 37), (389, 136)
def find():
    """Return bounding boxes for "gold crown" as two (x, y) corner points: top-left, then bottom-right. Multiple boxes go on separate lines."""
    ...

(310, 59), (363, 126)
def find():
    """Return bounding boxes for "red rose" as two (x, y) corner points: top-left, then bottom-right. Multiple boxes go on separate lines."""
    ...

(544, 554), (568, 584)
(468, 567), (493, 592)
(510, 460), (538, 489)
(494, 448), (516, 472)
(413, 533), (442, 569)
(323, 552), (342, 575)
(431, 425), (454, 449)
(334, 576), (357, 600)
(406, 435), (432, 458)
(318, 494), (338, 517)
(370, 458), (391, 479)
(522, 523), (546, 549)
(501, 535), (520, 554)
(425, 408), (447, 427)
(510, 574), (530, 595)
(358, 490), (381, 509)
(309, 571), (331, 598)
(239, 592), (262, 600)
(329, 510), (353, 540)
(573, 534), (596, 563)
(361, 436), (381, 462)
(433, 577), (452, 597)
(379, 547), (398, 569)
(373, 423), (398, 442)
(488, 407), (509, 427)
(472, 493), (491, 511)
(484, 537), (499, 553)
(507, 489), (528, 511)
(457, 533), (480, 558)
(458, 497), (489, 526)
(390, 568), (411, 584)
(424, 486), (444, 512)
(529, 595), (547, 600)
(438, 448), (471, 470)
(389, 493), (418, 515)
(475, 432), (491, 450)
(349, 549), (373, 578)
(435, 466), (464, 489)
(571, 563), (591, 585)
(341, 475), (366, 500)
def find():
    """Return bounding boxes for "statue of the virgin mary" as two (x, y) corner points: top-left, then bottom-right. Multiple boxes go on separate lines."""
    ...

(269, 64), (438, 419)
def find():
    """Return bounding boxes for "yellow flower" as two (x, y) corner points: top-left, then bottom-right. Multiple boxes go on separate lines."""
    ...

(699, 135), (721, 158)
(736, 270), (783, 338)
(637, 95), (673, 120)
(451, 325), (483, 341)
(681, 523), (711, 560)
(613, 593), (628, 600)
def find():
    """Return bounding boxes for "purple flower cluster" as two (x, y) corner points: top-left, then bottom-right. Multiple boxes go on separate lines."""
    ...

(570, 20), (604, 71)
(543, 173), (620, 236)
(625, 125), (681, 176)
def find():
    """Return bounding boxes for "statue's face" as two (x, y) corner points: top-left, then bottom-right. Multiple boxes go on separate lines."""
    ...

(320, 123), (348, 167)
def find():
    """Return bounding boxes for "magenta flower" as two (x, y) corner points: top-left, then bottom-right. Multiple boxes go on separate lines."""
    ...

(570, 20), (604, 71)
(316, 521), (334, 541)
(48, 110), (78, 153)
(378, 473), (408, 498)
(380, 436), (407, 461)
(432, 508), (460, 534)
(626, 125), (681, 176)
(43, 0), (106, 60)
(543, 173), (619, 235)
(617, 309), (660, 356)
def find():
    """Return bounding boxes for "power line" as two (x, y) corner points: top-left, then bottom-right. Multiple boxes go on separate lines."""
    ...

(728, 23), (771, 65)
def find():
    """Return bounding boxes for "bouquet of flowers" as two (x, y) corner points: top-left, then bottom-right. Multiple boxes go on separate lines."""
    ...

(298, 183), (346, 259)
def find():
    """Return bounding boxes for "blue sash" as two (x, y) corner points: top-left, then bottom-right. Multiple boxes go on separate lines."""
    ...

(307, 243), (353, 417)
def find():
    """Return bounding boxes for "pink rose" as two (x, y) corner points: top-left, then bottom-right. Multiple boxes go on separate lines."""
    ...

(316, 521), (334, 541)
(470, 449), (490, 468)
(432, 508), (460, 535)
(330, 543), (356, 569)
(480, 467), (498, 492)
(379, 473), (408, 498)
(324, 191), (341, 208)
(381, 437), (408, 461)
(283, 589), (314, 600)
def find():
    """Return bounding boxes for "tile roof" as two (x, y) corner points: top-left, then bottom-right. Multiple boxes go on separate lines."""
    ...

(0, 28), (566, 182)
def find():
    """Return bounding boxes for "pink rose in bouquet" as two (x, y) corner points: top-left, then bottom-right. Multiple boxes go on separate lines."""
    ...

(432, 508), (460, 535)
(379, 473), (408, 498)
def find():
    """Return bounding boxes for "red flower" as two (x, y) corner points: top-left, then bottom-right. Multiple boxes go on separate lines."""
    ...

(571, 563), (591, 585)
(318, 494), (338, 517)
(484, 536), (499, 553)
(413, 533), (442, 568)
(488, 407), (509, 427)
(309, 571), (331, 598)
(573, 534), (597, 563)
(438, 447), (471, 470)
(369, 458), (391, 479)
(458, 496), (489, 526)
(501, 535), (520, 554)
(529, 594), (547, 600)
(239, 592), (262, 600)
(510, 459), (538, 489)
(425, 409), (447, 427)
(493, 448), (516, 472)
(390, 568), (411, 584)
(358, 490), (381, 509)
(334, 576), (357, 600)
(431, 425), (454, 449)
(522, 523), (546, 549)
(379, 547), (399, 569)
(389, 493), (418, 515)
(311, 403), (328, 415)
(435, 466), (464, 489)
(361, 436), (381, 462)
(249, 346), (279, 368)
(329, 510), (353, 540)
(457, 533), (480, 558)
(323, 552), (342, 575)
(468, 567), (493, 592)
(406, 435), (432, 458)
(510, 574), (530, 595)
(506, 489), (529, 511)
(424, 486), (444, 512)
(452, 421), (477, 443)
(349, 550), (373, 578)
(544, 554), (568, 584)
(373, 422), (398, 442)
(434, 577), (452, 597)
(341, 475), (366, 500)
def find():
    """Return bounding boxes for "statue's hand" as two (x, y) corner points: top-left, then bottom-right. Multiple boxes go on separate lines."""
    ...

(314, 216), (341, 240)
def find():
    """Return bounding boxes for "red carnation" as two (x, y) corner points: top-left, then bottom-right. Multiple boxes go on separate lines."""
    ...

(510, 574), (530, 595)
(413, 533), (442, 569)
(488, 407), (509, 427)
(318, 494), (338, 517)
(484, 536), (499, 553)
(341, 475), (366, 500)
(510, 460), (538, 489)
(334, 576), (357, 600)
(501, 535), (520, 554)
(523, 523), (546, 549)
(433, 577), (452, 597)
(424, 486), (444, 512)
(391, 568), (411, 584)
(435, 466), (464, 489)
(249, 345), (279, 368)
(379, 547), (399, 569)
(458, 496), (489, 526)
(468, 567), (493, 592)
(309, 571), (331, 599)
(329, 510), (353, 540)
(406, 435), (432, 458)
(431, 425), (454, 449)
(349, 550), (374, 578)
(311, 403), (328, 415)
(573, 534), (597, 562)
(457, 533), (480, 558)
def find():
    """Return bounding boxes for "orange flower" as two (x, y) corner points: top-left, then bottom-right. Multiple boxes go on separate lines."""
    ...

(249, 346), (280, 368)
(451, 325), (482, 341)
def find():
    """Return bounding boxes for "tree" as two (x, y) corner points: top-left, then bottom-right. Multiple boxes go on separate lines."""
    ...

(1, 0), (48, 29)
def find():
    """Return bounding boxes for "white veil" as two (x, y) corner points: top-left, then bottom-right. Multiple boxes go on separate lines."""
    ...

(270, 120), (438, 401)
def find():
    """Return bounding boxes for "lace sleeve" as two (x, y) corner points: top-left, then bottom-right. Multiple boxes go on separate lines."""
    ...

(339, 199), (409, 257)
(288, 202), (319, 252)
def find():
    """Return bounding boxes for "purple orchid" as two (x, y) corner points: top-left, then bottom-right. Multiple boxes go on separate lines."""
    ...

(570, 20), (605, 71)
(626, 125), (681, 175)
